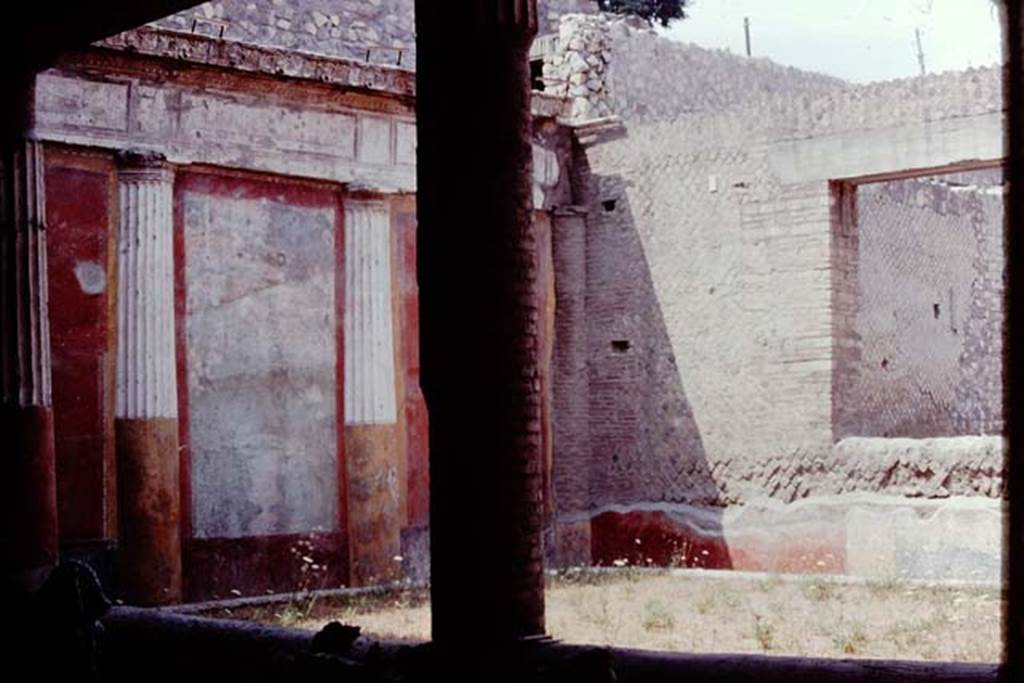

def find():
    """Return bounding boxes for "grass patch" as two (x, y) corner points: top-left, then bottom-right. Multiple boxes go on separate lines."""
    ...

(213, 572), (1001, 663)
(805, 577), (838, 602)
(832, 619), (869, 655)
(757, 572), (784, 593)
(865, 576), (904, 599)
(641, 599), (676, 632)
(693, 590), (718, 615)
(752, 614), (774, 652)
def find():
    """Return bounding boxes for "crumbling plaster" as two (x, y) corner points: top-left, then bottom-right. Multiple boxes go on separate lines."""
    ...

(186, 192), (339, 539)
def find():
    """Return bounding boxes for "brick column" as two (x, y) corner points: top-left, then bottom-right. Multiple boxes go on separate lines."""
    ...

(415, 0), (544, 650)
(550, 207), (592, 567)
(1004, 0), (1024, 674)
(114, 150), (182, 605)
(0, 73), (59, 594)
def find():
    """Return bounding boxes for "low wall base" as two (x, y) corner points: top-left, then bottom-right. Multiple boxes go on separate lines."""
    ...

(562, 493), (1001, 583)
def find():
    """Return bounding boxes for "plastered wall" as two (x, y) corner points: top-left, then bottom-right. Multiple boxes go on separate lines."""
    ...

(183, 181), (340, 540)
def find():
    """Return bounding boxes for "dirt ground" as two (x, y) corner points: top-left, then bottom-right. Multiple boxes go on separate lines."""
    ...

(217, 569), (1002, 662)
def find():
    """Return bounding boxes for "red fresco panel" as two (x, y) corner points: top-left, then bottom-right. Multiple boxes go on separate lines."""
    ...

(174, 170), (349, 598)
(395, 198), (429, 528)
(46, 162), (113, 542)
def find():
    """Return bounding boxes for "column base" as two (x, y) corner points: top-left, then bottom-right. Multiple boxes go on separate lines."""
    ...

(345, 424), (403, 587)
(116, 417), (182, 605)
(553, 519), (592, 569)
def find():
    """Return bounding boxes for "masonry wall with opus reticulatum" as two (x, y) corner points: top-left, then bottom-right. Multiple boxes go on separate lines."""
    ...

(834, 170), (1004, 443)
(566, 47), (1005, 515)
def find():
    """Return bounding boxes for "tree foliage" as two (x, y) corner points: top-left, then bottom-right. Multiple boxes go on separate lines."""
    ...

(595, 0), (691, 27)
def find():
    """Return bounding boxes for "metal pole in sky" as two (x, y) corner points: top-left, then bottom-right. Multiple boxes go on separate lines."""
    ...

(744, 16), (751, 57)
(915, 27), (926, 75)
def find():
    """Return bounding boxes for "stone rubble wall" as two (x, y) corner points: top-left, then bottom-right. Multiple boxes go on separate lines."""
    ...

(542, 14), (614, 119)
(543, 12), (849, 123)
(155, 0), (601, 66)
(540, 0), (603, 33)
(719, 435), (1005, 505)
(156, 0), (418, 65)
(831, 437), (1005, 499)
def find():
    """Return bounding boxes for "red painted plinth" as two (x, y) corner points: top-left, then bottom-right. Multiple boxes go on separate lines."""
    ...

(591, 510), (733, 570)
(1, 405), (59, 591)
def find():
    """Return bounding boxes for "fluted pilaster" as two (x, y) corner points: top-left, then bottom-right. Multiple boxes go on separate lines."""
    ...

(116, 151), (177, 419)
(1, 137), (51, 408)
(114, 150), (181, 605)
(343, 198), (404, 588)
(344, 200), (397, 426)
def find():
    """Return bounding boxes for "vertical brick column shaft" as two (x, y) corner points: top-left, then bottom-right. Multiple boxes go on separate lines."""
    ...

(114, 151), (182, 605)
(415, 0), (544, 649)
(0, 73), (59, 594)
(550, 209), (592, 567)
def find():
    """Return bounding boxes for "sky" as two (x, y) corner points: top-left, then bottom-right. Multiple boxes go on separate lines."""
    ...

(659, 0), (1003, 83)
